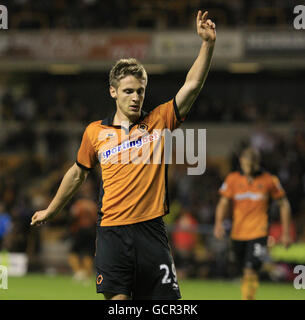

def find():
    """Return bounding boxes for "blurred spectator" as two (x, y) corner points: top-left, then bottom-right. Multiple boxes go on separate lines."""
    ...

(172, 209), (199, 279)
(268, 221), (297, 246)
(2, 197), (33, 253)
(250, 123), (276, 153)
(14, 90), (37, 121)
(1, 178), (18, 211)
(0, 0), (297, 30)
(0, 202), (12, 250)
(1, 72), (305, 124)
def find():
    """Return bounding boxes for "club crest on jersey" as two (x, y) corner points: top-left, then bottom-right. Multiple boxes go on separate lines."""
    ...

(138, 123), (148, 133)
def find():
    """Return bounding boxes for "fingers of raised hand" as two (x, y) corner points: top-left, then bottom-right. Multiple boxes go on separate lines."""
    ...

(198, 11), (210, 24)
(201, 11), (208, 23)
(197, 10), (215, 29)
(206, 19), (216, 29)
(197, 10), (204, 24)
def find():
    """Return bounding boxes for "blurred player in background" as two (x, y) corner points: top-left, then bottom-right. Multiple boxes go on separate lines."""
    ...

(68, 180), (97, 282)
(31, 10), (216, 300)
(68, 196), (97, 283)
(214, 147), (292, 300)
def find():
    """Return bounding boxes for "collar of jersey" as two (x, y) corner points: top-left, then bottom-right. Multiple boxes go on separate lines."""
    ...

(101, 110), (149, 132)
(239, 168), (265, 178)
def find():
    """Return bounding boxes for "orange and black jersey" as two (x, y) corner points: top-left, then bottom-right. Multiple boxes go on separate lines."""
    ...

(219, 170), (286, 241)
(76, 99), (183, 226)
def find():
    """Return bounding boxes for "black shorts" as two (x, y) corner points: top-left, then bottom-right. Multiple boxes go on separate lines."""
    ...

(95, 217), (181, 300)
(231, 237), (268, 273)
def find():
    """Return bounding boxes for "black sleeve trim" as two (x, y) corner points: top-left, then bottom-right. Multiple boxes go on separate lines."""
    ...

(76, 160), (93, 171)
(173, 96), (183, 123)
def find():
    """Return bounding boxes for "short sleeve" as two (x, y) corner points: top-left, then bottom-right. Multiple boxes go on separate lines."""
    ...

(219, 174), (235, 199)
(269, 175), (286, 200)
(76, 127), (98, 170)
(154, 98), (183, 131)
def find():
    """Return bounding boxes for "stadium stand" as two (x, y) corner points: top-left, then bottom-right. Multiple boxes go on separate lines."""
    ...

(0, 0), (300, 29)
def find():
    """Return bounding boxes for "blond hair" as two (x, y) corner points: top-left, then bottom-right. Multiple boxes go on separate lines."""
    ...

(109, 58), (148, 88)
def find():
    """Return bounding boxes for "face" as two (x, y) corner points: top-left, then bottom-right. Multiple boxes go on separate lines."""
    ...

(239, 156), (259, 176)
(110, 75), (146, 123)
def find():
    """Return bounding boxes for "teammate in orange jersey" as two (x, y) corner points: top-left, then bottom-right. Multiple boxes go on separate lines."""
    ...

(31, 11), (216, 300)
(214, 147), (292, 300)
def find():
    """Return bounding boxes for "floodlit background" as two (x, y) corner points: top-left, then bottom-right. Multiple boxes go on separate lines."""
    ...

(0, 0), (305, 299)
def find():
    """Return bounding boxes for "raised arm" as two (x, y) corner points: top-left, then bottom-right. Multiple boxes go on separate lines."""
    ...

(30, 163), (89, 226)
(176, 10), (216, 119)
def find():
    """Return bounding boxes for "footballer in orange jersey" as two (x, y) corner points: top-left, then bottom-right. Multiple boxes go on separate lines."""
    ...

(214, 147), (292, 300)
(31, 11), (216, 300)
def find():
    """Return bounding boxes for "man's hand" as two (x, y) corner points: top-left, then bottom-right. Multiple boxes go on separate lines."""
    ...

(197, 10), (216, 43)
(31, 209), (52, 226)
(213, 196), (230, 240)
(281, 232), (291, 249)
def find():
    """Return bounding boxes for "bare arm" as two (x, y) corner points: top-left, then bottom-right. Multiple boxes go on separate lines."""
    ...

(31, 163), (89, 226)
(277, 197), (292, 248)
(214, 196), (230, 240)
(176, 10), (216, 119)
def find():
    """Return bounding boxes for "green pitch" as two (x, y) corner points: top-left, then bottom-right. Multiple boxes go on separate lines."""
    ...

(0, 274), (303, 300)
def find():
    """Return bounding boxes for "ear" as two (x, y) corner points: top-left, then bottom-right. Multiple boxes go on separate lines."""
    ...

(109, 86), (117, 99)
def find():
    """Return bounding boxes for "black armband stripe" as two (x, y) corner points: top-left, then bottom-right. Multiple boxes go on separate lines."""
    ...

(173, 97), (183, 123)
(76, 160), (93, 171)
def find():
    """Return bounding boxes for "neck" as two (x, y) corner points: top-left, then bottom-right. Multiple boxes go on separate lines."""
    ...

(245, 174), (254, 183)
(113, 108), (140, 126)
(113, 113), (130, 126)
